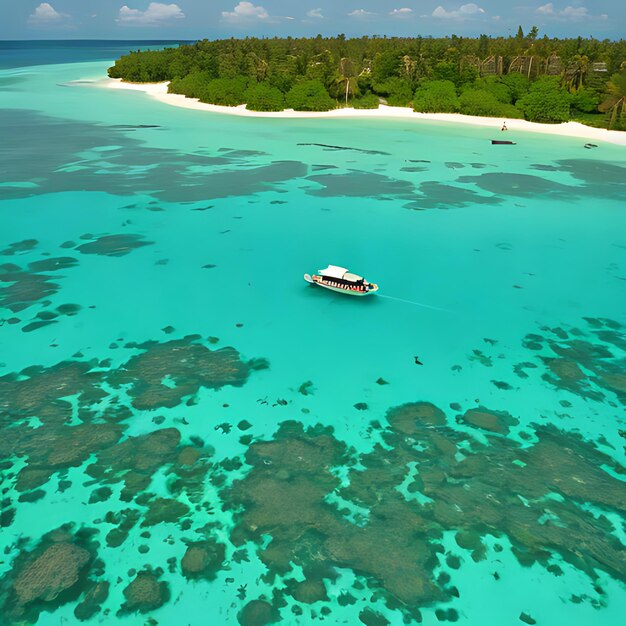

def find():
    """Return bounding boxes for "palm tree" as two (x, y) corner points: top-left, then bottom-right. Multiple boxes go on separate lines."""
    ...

(605, 69), (626, 130)
(565, 54), (589, 92)
(335, 57), (359, 105)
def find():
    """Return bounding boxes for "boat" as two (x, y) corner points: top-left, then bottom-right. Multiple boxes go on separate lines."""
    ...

(491, 140), (516, 145)
(304, 265), (379, 296)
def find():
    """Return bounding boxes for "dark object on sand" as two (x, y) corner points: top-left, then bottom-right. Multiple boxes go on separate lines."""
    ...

(491, 140), (516, 145)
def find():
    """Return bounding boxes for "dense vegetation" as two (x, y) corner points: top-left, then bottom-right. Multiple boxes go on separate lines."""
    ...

(108, 31), (626, 128)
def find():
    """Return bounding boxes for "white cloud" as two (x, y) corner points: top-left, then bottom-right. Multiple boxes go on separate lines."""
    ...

(28, 3), (66, 23)
(536, 4), (606, 20)
(348, 9), (374, 18)
(306, 8), (324, 19)
(536, 3), (555, 15)
(221, 2), (269, 22)
(432, 3), (485, 19)
(559, 6), (589, 19)
(118, 3), (185, 26)
(390, 8), (413, 18)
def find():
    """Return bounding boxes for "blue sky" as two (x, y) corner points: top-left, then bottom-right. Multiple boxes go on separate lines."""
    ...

(3, 1), (625, 39)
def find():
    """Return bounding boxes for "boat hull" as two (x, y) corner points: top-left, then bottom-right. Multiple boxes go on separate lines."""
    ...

(304, 273), (378, 296)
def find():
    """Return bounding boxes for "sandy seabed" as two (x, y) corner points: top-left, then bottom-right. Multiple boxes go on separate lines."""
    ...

(102, 78), (626, 146)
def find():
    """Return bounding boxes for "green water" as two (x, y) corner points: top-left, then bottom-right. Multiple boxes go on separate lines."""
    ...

(0, 46), (625, 626)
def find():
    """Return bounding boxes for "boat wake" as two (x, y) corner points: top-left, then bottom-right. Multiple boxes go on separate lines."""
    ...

(377, 293), (451, 313)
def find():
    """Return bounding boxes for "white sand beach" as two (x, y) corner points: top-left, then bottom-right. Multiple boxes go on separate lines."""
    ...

(104, 78), (626, 146)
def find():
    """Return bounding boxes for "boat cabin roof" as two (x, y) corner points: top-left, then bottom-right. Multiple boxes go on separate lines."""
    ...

(318, 265), (364, 282)
(318, 265), (348, 278)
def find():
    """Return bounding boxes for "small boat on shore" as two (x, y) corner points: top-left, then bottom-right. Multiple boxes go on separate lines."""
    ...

(304, 265), (379, 296)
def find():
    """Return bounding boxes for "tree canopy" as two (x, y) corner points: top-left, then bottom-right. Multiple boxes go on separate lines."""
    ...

(517, 77), (572, 123)
(285, 80), (335, 111)
(412, 80), (459, 113)
(108, 33), (626, 125)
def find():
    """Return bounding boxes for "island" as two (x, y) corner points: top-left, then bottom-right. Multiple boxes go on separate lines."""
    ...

(108, 31), (626, 130)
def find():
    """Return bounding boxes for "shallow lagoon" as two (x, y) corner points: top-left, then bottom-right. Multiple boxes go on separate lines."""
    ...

(0, 43), (625, 626)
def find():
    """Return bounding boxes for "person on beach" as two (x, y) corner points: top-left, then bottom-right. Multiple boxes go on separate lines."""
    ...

(501, 121), (508, 131)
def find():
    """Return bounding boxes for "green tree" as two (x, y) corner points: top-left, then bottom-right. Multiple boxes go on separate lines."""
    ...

(353, 92), (380, 109)
(570, 87), (600, 113)
(244, 82), (285, 111)
(413, 80), (459, 113)
(332, 58), (360, 105)
(471, 76), (513, 104)
(169, 71), (212, 99)
(431, 61), (458, 84)
(374, 77), (413, 106)
(566, 54), (589, 92)
(268, 55), (299, 92)
(371, 50), (401, 85)
(306, 50), (335, 85)
(459, 89), (507, 117)
(603, 70), (626, 129)
(285, 80), (335, 111)
(201, 77), (248, 106)
(245, 52), (269, 83)
(501, 73), (530, 102)
(478, 34), (489, 58)
(517, 77), (571, 123)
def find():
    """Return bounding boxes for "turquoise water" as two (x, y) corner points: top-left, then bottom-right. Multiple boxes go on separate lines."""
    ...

(1, 44), (625, 626)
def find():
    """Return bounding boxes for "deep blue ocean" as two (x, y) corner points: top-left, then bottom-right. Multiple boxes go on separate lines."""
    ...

(0, 40), (190, 69)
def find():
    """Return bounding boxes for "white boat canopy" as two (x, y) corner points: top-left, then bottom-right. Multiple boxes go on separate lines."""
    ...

(318, 265), (364, 282)
(318, 265), (348, 279)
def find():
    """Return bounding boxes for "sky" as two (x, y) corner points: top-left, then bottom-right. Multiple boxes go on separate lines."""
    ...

(2, 1), (625, 40)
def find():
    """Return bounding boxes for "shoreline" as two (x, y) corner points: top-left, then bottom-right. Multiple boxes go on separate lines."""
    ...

(103, 78), (626, 145)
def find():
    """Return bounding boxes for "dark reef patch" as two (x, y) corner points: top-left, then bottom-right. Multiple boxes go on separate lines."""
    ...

(555, 159), (626, 199)
(238, 599), (280, 626)
(108, 335), (268, 410)
(0, 318), (624, 624)
(400, 166), (428, 172)
(0, 334), (266, 530)
(74, 581), (109, 621)
(298, 143), (390, 156)
(359, 608), (390, 626)
(180, 538), (226, 581)
(523, 318), (625, 405)
(0, 260), (64, 313)
(306, 171), (414, 198)
(405, 181), (501, 210)
(75, 234), (153, 257)
(0, 239), (38, 256)
(222, 398), (625, 617)
(158, 160), (308, 203)
(457, 172), (573, 199)
(458, 161), (626, 202)
(459, 407), (519, 434)
(0, 110), (306, 201)
(0, 525), (100, 624)
(28, 257), (78, 272)
(120, 569), (169, 614)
